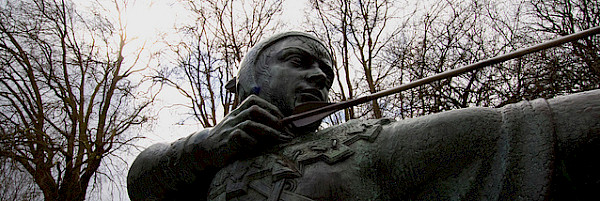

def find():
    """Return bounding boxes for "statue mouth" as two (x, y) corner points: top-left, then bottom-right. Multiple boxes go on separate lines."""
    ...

(297, 88), (324, 102)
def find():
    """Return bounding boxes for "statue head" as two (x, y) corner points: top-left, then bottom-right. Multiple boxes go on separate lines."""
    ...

(231, 32), (335, 118)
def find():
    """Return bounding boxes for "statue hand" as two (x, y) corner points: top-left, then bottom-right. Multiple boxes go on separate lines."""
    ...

(203, 95), (293, 166)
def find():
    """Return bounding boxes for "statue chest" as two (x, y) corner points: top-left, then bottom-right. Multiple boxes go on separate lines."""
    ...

(207, 119), (392, 201)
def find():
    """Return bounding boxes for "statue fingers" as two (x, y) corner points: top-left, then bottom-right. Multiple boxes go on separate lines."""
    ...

(236, 105), (284, 130)
(236, 95), (284, 118)
(238, 120), (293, 143)
(228, 128), (258, 149)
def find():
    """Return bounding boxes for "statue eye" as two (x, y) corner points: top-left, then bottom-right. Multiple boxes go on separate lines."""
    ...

(287, 55), (304, 66)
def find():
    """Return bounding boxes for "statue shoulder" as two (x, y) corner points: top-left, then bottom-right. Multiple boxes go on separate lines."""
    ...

(128, 129), (212, 201)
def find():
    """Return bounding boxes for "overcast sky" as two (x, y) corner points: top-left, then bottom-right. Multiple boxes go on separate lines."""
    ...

(113, 0), (309, 150)
(91, 0), (309, 200)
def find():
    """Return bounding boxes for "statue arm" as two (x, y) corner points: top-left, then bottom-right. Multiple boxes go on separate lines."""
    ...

(547, 90), (600, 153)
(127, 129), (216, 201)
(127, 95), (293, 200)
(544, 90), (600, 198)
(372, 89), (600, 199)
(373, 107), (503, 198)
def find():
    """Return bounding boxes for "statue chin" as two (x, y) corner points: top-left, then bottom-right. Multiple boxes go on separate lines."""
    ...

(293, 120), (322, 135)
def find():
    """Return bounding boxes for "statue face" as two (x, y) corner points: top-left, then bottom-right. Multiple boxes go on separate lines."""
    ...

(258, 37), (334, 116)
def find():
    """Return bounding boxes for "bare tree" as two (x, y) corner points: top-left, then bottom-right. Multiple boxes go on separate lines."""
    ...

(384, 0), (513, 117)
(528, 0), (599, 82)
(0, 0), (154, 200)
(0, 157), (41, 201)
(381, 0), (598, 119)
(160, 0), (282, 127)
(307, 0), (406, 121)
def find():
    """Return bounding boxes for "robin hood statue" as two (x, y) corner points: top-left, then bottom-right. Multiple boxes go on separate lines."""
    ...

(128, 32), (600, 200)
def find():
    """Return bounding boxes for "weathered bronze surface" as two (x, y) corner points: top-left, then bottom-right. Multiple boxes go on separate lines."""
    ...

(127, 32), (600, 200)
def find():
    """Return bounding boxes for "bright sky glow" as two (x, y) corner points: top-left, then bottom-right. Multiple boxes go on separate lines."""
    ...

(123, 1), (172, 40)
(117, 0), (311, 144)
(95, 1), (310, 200)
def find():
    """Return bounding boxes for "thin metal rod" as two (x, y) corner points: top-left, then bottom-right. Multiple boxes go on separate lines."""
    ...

(281, 26), (600, 126)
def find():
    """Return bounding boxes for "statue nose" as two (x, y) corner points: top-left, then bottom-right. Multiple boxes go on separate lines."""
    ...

(307, 63), (328, 88)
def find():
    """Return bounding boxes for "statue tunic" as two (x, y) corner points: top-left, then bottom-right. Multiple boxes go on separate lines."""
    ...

(208, 118), (393, 200)
(127, 89), (600, 201)
(207, 89), (600, 200)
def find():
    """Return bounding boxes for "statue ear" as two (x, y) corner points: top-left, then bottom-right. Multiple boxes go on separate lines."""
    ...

(225, 77), (237, 93)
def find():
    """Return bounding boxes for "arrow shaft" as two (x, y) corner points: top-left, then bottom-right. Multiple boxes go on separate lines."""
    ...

(281, 26), (600, 126)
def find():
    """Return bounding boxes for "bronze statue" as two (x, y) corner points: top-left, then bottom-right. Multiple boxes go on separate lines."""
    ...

(127, 32), (600, 200)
